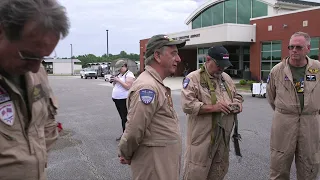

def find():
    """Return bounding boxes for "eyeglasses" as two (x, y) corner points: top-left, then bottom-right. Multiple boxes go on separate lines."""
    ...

(18, 51), (43, 61)
(288, 45), (304, 50)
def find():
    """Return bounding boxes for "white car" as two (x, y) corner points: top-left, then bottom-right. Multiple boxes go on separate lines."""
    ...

(80, 68), (98, 79)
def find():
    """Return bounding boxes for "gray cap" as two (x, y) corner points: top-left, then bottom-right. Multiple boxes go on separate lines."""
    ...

(114, 60), (127, 72)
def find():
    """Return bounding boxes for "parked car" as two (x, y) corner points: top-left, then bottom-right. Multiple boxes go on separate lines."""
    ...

(80, 68), (98, 79)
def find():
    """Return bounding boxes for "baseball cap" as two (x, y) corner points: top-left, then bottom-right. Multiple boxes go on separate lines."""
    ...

(207, 46), (232, 68)
(145, 34), (186, 59)
(114, 59), (127, 72)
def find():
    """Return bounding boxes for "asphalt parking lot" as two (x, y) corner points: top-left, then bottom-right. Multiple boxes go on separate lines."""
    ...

(46, 76), (297, 180)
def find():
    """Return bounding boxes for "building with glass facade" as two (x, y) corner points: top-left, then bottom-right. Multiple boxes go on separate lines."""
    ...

(139, 0), (320, 81)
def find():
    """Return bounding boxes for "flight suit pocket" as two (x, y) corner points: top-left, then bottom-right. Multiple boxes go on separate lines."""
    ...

(0, 130), (18, 153)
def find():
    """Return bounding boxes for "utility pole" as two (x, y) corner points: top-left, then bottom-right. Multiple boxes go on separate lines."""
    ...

(70, 44), (74, 75)
(106, 29), (109, 57)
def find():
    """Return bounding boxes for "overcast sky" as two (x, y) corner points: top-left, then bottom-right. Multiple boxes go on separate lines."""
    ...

(52, 0), (319, 58)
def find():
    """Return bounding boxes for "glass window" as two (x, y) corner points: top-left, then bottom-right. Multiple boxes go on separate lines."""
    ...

(204, 48), (209, 55)
(261, 62), (270, 70)
(309, 49), (319, 60)
(252, 0), (268, 18)
(262, 42), (271, 51)
(262, 52), (271, 61)
(261, 41), (282, 79)
(192, 14), (202, 29)
(202, 8), (212, 27)
(237, 0), (251, 24)
(243, 62), (250, 70)
(224, 0), (236, 23)
(230, 62), (239, 69)
(261, 71), (270, 80)
(212, 3), (224, 25)
(311, 37), (319, 49)
(243, 54), (250, 61)
(272, 51), (282, 60)
(198, 48), (204, 55)
(272, 41), (282, 51)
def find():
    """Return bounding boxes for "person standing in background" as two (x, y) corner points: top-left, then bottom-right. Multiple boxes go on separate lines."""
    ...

(111, 60), (135, 141)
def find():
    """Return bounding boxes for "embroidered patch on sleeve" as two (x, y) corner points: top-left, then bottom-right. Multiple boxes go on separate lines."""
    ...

(139, 89), (155, 105)
(183, 78), (190, 89)
(0, 102), (15, 126)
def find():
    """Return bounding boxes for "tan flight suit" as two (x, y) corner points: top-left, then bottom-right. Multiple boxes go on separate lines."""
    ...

(118, 65), (181, 180)
(267, 57), (320, 180)
(181, 65), (243, 180)
(0, 65), (59, 180)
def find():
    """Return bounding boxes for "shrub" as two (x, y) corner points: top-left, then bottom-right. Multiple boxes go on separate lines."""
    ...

(247, 80), (256, 85)
(239, 79), (247, 85)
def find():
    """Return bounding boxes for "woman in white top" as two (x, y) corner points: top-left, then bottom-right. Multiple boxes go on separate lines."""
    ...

(111, 60), (135, 141)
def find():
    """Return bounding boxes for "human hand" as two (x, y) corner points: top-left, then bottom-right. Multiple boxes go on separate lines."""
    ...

(119, 156), (131, 165)
(212, 101), (232, 114)
(113, 77), (120, 82)
(228, 103), (242, 114)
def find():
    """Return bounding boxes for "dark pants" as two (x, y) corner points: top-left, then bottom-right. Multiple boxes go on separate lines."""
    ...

(112, 98), (128, 132)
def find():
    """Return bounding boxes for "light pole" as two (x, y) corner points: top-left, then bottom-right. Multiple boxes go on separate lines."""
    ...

(106, 29), (109, 57)
(70, 43), (74, 75)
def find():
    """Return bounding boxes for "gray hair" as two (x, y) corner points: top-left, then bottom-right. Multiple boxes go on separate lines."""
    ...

(144, 46), (168, 66)
(0, 0), (70, 41)
(290, 31), (311, 46)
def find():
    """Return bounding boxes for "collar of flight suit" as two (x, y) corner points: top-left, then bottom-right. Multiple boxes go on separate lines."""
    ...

(283, 56), (315, 83)
(144, 65), (166, 87)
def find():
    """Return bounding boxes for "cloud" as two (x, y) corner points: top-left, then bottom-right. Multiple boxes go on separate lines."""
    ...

(53, 0), (200, 58)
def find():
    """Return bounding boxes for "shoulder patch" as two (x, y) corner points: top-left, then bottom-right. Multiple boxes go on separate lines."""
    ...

(139, 89), (155, 105)
(183, 78), (190, 89)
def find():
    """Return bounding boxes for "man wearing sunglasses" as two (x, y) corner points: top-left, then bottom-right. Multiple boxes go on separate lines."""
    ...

(266, 31), (320, 180)
(181, 46), (243, 180)
(0, 0), (69, 179)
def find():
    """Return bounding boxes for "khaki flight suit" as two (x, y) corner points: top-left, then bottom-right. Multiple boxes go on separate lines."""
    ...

(181, 65), (243, 180)
(0, 65), (59, 180)
(267, 57), (320, 180)
(118, 65), (181, 180)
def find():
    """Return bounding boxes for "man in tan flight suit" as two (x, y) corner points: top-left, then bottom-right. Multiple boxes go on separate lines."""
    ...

(181, 46), (244, 180)
(118, 34), (186, 180)
(0, 0), (70, 179)
(267, 32), (320, 180)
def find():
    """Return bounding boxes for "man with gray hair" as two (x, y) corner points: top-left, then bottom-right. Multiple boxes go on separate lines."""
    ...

(0, 0), (69, 179)
(118, 34), (185, 180)
(267, 31), (320, 180)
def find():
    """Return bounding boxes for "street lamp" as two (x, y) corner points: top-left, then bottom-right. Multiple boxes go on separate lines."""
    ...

(106, 29), (109, 57)
(70, 43), (74, 75)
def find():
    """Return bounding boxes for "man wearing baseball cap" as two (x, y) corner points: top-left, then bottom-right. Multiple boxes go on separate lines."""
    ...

(181, 45), (244, 180)
(118, 34), (185, 180)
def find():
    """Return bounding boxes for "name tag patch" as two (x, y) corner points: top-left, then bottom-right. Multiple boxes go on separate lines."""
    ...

(0, 86), (10, 104)
(306, 75), (316, 81)
(0, 102), (15, 126)
(139, 89), (155, 105)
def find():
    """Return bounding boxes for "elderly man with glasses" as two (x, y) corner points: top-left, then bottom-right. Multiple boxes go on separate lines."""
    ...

(266, 31), (320, 180)
(0, 0), (70, 179)
(181, 45), (244, 180)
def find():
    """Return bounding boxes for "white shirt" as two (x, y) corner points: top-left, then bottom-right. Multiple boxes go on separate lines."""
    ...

(112, 70), (135, 99)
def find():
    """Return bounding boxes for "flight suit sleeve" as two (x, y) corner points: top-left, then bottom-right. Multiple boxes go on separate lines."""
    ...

(181, 77), (204, 115)
(266, 71), (276, 110)
(45, 89), (59, 151)
(118, 85), (157, 160)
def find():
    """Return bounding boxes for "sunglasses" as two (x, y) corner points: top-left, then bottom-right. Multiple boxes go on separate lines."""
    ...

(288, 45), (304, 50)
(18, 51), (43, 61)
